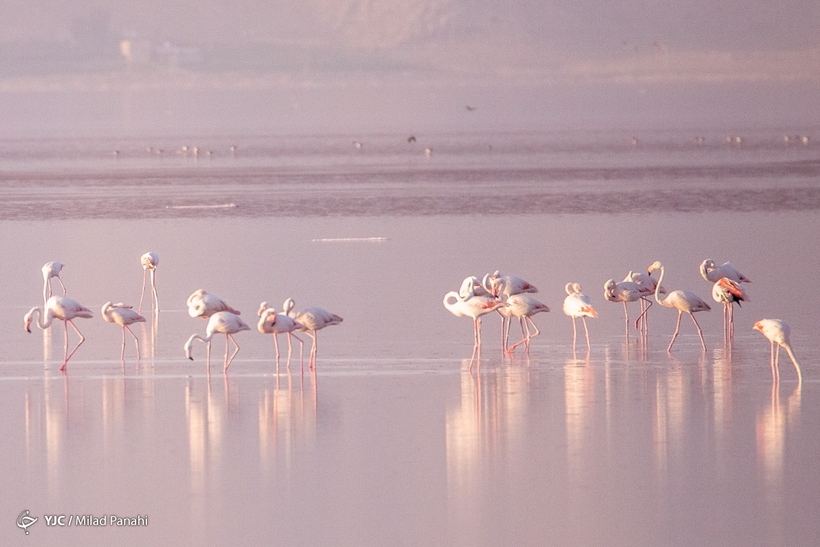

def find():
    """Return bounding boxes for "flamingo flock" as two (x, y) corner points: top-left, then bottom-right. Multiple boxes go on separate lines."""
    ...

(23, 254), (343, 373)
(443, 260), (803, 383)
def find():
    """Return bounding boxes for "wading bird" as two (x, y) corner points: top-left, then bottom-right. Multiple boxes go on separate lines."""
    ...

(444, 282), (506, 366)
(138, 252), (159, 314)
(712, 277), (749, 341)
(483, 270), (538, 350)
(753, 319), (802, 385)
(101, 302), (146, 362)
(184, 311), (250, 372)
(563, 283), (598, 351)
(257, 300), (305, 364)
(649, 261), (711, 352)
(24, 296), (93, 371)
(291, 302), (343, 370)
(42, 261), (66, 305)
(502, 294), (549, 353)
(187, 289), (241, 319)
(603, 278), (652, 336)
(699, 259), (751, 284)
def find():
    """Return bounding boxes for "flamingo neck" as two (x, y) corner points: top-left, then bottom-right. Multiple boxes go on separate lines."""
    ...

(654, 266), (666, 305)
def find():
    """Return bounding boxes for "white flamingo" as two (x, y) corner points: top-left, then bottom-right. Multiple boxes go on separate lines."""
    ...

(138, 252), (159, 313)
(483, 270), (538, 350)
(712, 277), (749, 341)
(753, 319), (802, 385)
(42, 261), (66, 305)
(603, 278), (652, 336)
(101, 302), (146, 362)
(292, 302), (343, 370)
(184, 311), (250, 372)
(649, 261), (711, 352)
(257, 300), (305, 364)
(562, 283), (598, 351)
(24, 296), (93, 371)
(444, 282), (506, 366)
(699, 259), (751, 284)
(502, 294), (549, 353)
(626, 266), (666, 335)
(187, 289), (241, 319)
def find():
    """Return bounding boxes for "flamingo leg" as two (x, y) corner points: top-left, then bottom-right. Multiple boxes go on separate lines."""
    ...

(205, 340), (212, 369)
(150, 269), (159, 312)
(690, 313), (707, 351)
(582, 317), (591, 351)
(60, 320), (86, 371)
(667, 312), (683, 352)
(139, 269), (148, 314)
(125, 325), (141, 360)
(769, 341), (777, 382)
(121, 326), (127, 363)
(273, 333), (281, 359)
(571, 317), (577, 350)
(224, 334), (241, 372)
(623, 301), (629, 336)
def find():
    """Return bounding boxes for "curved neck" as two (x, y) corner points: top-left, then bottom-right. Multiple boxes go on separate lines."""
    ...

(654, 266), (666, 304)
(27, 306), (53, 330)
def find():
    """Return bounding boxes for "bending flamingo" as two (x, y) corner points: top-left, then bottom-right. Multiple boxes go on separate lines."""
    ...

(712, 277), (749, 341)
(42, 261), (66, 305)
(102, 302), (146, 362)
(257, 300), (305, 364)
(444, 282), (506, 366)
(184, 311), (250, 372)
(187, 289), (241, 319)
(24, 296), (93, 371)
(603, 278), (652, 336)
(138, 252), (159, 313)
(562, 283), (598, 351)
(649, 261), (711, 352)
(753, 319), (802, 385)
(626, 265), (666, 335)
(483, 270), (538, 350)
(292, 302), (343, 370)
(502, 294), (549, 353)
(699, 259), (751, 284)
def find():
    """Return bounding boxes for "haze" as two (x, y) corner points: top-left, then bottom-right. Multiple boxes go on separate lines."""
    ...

(2, 0), (819, 136)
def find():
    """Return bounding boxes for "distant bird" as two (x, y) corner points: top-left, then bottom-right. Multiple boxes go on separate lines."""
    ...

(101, 302), (146, 362)
(424, 147), (433, 157)
(630, 137), (639, 146)
(187, 289), (240, 319)
(603, 278), (652, 335)
(138, 252), (159, 314)
(42, 261), (66, 305)
(24, 296), (93, 371)
(257, 300), (305, 364)
(502, 294), (549, 353)
(184, 311), (250, 372)
(407, 135), (416, 143)
(699, 259), (751, 284)
(466, 105), (477, 111)
(712, 277), (749, 340)
(562, 283), (598, 351)
(353, 141), (363, 149)
(649, 261), (711, 352)
(444, 283), (506, 365)
(753, 319), (802, 385)
(292, 303), (343, 370)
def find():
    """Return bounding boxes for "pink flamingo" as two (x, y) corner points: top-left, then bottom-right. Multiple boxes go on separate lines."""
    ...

(187, 289), (241, 319)
(563, 283), (598, 351)
(753, 319), (802, 385)
(502, 294), (549, 353)
(649, 261), (711, 352)
(444, 281), (506, 366)
(24, 296), (93, 371)
(257, 300), (305, 365)
(712, 277), (749, 341)
(292, 302), (343, 370)
(102, 302), (147, 362)
(700, 259), (751, 284)
(184, 311), (250, 372)
(42, 261), (66, 305)
(603, 278), (652, 336)
(138, 252), (159, 313)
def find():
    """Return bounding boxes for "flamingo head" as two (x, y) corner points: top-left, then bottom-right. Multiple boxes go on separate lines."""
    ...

(257, 302), (270, 317)
(647, 261), (663, 274)
(184, 338), (195, 360)
(603, 279), (616, 298)
(23, 311), (34, 333)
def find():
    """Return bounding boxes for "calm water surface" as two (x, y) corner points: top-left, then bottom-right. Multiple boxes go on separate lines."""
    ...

(1, 131), (819, 546)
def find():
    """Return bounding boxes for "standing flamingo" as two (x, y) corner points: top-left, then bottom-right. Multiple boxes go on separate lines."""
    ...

(257, 301), (305, 364)
(483, 270), (538, 350)
(187, 289), (241, 319)
(42, 261), (66, 304)
(184, 311), (250, 372)
(626, 266), (666, 335)
(712, 277), (749, 341)
(603, 279), (652, 336)
(562, 283), (598, 351)
(444, 282), (506, 366)
(699, 259), (751, 284)
(648, 261), (711, 352)
(24, 296), (93, 371)
(291, 302), (343, 370)
(502, 294), (549, 353)
(753, 319), (802, 385)
(138, 252), (159, 313)
(101, 302), (146, 362)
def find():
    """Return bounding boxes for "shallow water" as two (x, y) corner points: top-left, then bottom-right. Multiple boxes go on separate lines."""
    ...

(2, 131), (819, 545)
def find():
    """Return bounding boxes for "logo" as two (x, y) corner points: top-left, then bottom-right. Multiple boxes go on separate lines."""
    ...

(17, 510), (38, 535)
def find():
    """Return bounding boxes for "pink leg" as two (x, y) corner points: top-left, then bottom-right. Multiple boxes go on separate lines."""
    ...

(125, 325), (141, 360)
(120, 327), (127, 363)
(273, 333), (281, 359)
(138, 269), (148, 314)
(623, 301), (629, 336)
(61, 320), (86, 371)
(150, 269), (159, 312)
(571, 317), (577, 350)
(582, 317), (591, 350)
(224, 334), (241, 372)
(690, 313), (707, 351)
(667, 312), (683, 352)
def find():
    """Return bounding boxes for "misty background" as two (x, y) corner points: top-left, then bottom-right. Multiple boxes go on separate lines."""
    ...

(1, 0), (819, 136)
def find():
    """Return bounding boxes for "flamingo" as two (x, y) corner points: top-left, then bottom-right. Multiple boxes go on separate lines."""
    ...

(648, 261), (711, 352)
(24, 296), (93, 371)
(562, 283), (598, 351)
(699, 259), (751, 284)
(187, 289), (241, 319)
(101, 302), (146, 362)
(291, 303), (343, 370)
(257, 300), (305, 364)
(443, 283), (506, 366)
(753, 319), (802, 385)
(42, 261), (66, 304)
(184, 311), (250, 372)
(483, 270), (538, 350)
(138, 252), (159, 313)
(502, 294), (549, 353)
(603, 278), (652, 336)
(712, 277), (749, 341)
(626, 266), (666, 335)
